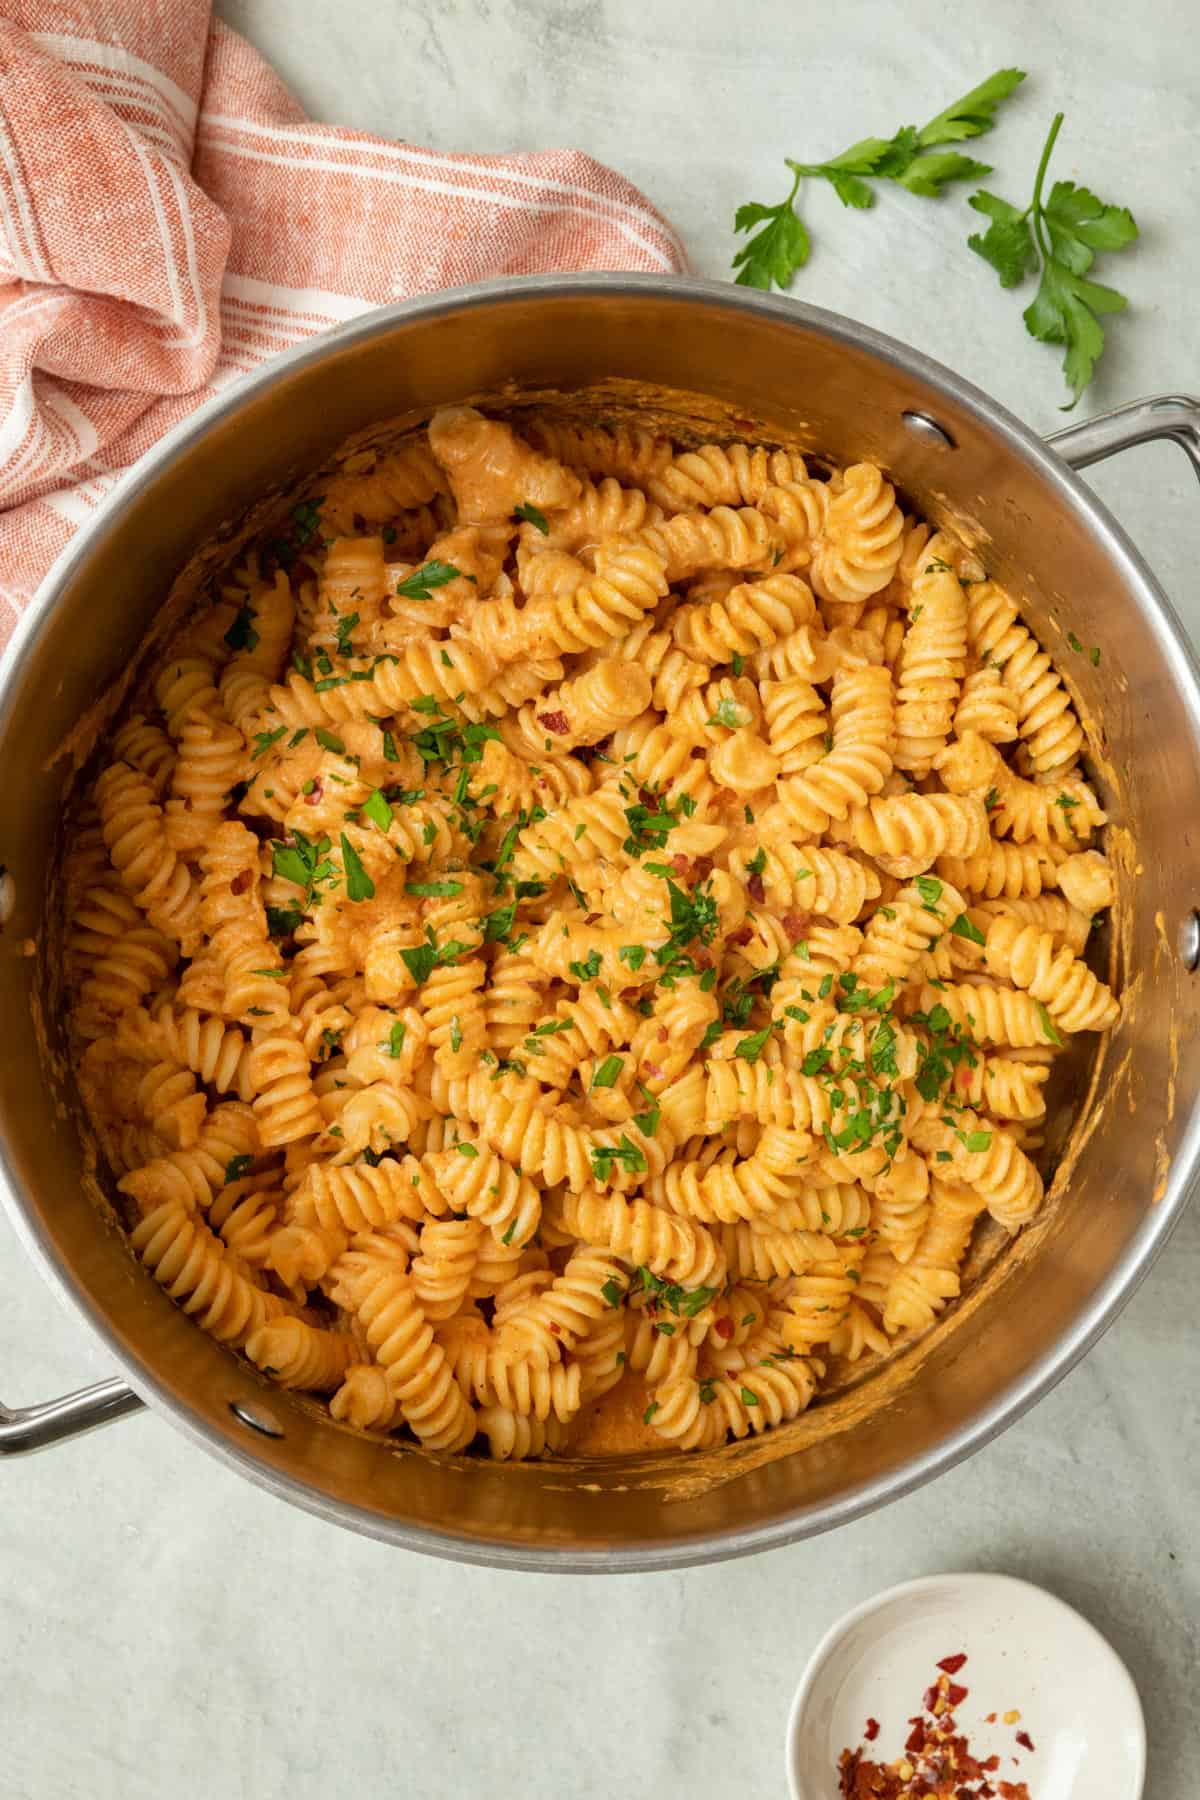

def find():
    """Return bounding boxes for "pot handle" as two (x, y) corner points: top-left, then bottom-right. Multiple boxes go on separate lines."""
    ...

(1047, 392), (1200, 479)
(0, 1376), (144, 1456)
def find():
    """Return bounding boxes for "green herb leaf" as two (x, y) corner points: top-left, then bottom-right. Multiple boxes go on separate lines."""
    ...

(967, 112), (1138, 406)
(224, 1154), (253, 1184)
(734, 70), (1024, 292)
(950, 912), (986, 946)
(601, 1277), (623, 1309)
(513, 502), (549, 534)
(314, 726), (346, 755)
(394, 560), (463, 601)
(589, 1135), (648, 1183)
(361, 788), (393, 832)
(339, 833), (375, 902)
(251, 725), (286, 760)
(333, 611), (359, 658)
(405, 878), (463, 897)
(734, 1026), (773, 1063)
(1035, 999), (1064, 1045)
(223, 602), (258, 653)
(456, 1142), (479, 1158)
(265, 903), (303, 939)
(706, 697), (748, 729)
(591, 1055), (624, 1090)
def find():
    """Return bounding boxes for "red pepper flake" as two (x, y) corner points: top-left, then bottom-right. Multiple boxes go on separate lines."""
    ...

(536, 710), (569, 735)
(689, 745), (706, 759)
(713, 1316), (734, 1340)
(727, 923), (753, 947)
(669, 853), (693, 878)
(747, 873), (765, 904)
(230, 870), (252, 895)
(984, 1714), (996, 1725)
(837, 1656), (1031, 1800)
(781, 910), (811, 940)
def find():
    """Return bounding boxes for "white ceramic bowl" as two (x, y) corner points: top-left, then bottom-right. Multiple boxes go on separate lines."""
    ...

(786, 1571), (1145, 1799)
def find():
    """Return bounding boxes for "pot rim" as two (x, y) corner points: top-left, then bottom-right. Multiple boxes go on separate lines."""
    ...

(3, 271), (1198, 1571)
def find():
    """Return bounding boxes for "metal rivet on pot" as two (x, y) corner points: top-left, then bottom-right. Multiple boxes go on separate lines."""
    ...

(901, 410), (956, 450)
(229, 1398), (284, 1438)
(1180, 912), (1200, 972)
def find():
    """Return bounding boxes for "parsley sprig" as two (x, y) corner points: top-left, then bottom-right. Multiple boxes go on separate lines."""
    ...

(733, 69), (1025, 291)
(968, 111), (1138, 406)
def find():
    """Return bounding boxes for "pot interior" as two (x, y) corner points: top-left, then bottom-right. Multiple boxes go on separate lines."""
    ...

(2, 281), (1197, 1567)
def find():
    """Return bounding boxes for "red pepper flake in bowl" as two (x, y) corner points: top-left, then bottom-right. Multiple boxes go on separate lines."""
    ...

(836, 1653), (1033, 1800)
(537, 710), (569, 735)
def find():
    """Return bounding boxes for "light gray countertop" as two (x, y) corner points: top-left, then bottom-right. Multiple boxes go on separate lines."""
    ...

(4, 4), (1198, 1796)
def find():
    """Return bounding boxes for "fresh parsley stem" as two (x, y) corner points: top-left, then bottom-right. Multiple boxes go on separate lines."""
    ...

(1027, 110), (1065, 266)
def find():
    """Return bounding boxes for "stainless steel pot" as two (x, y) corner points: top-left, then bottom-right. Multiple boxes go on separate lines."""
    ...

(2, 275), (1198, 1571)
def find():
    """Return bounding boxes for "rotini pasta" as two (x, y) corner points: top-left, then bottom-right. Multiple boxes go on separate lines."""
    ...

(63, 404), (1119, 1462)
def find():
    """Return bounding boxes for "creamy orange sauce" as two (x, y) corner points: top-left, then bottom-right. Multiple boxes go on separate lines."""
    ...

(569, 1373), (676, 1458)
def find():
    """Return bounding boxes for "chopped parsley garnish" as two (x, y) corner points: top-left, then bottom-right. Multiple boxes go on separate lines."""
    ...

(361, 788), (393, 832)
(1035, 999), (1064, 1045)
(251, 725), (286, 759)
(270, 831), (337, 905)
(589, 1136), (648, 1182)
(339, 833), (375, 902)
(482, 902), (518, 944)
(405, 879), (463, 897)
(394, 560), (464, 601)
(224, 602), (258, 653)
(635, 1266), (718, 1318)
(950, 912), (986, 945)
(265, 903), (303, 938)
(224, 1154), (253, 1184)
(381, 1020), (407, 1058)
(707, 697), (747, 729)
(513, 502), (550, 534)
(314, 726), (346, 755)
(915, 874), (943, 911)
(734, 1025), (773, 1063)
(591, 1055), (624, 1089)
(333, 610), (359, 657)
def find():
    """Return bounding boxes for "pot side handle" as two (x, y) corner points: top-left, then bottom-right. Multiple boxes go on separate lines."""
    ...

(1047, 393), (1200, 480)
(0, 1376), (144, 1456)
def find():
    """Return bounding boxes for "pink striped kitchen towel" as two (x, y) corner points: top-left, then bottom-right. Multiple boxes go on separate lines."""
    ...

(0, 3), (685, 648)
